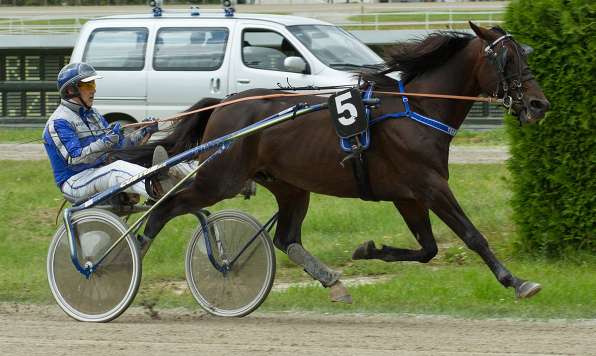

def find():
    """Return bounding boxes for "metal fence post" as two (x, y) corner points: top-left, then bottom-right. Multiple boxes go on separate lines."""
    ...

(375, 14), (378, 31)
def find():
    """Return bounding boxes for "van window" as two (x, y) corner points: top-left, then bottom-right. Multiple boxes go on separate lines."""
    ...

(83, 28), (148, 71)
(153, 28), (228, 71)
(242, 29), (304, 72)
(288, 25), (382, 70)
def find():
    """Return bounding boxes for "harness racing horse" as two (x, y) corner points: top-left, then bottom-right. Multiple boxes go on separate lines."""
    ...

(127, 22), (551, 302)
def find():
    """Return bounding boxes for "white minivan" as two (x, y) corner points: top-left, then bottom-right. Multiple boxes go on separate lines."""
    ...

(69, 7), (383, 124)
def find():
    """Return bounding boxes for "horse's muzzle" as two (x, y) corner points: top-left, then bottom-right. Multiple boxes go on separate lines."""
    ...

(517, 96), (551, 124)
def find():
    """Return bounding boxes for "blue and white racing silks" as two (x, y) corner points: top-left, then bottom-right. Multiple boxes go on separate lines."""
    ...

(42, 100), (145, 188)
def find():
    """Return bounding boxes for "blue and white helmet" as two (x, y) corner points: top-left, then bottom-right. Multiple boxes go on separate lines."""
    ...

(57, 62), (103, 99)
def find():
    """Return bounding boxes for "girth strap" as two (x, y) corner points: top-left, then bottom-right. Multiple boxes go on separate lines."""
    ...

(349, 149), (377, 202)
(340, 86), (377, 201)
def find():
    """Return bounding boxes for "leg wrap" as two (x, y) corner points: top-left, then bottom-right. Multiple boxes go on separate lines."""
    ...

(287, 243), (341, 287)
(136, 233), (153, 258)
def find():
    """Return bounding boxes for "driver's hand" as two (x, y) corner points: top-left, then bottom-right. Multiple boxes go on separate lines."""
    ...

(102, 122), (122, 146)
(108, 122), (122, 135)
(141, 117), (159, 136)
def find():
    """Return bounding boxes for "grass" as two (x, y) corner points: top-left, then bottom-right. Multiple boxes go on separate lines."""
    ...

(271, 259), (596, 318)
(261, 260), (596, 319)
(0, 128), (44, 143)
(130, 259), (596, 320)
(452, 127), (508, 146)
(348, 12), (504, 24)
(0, 127), (507, 146)
(344, 11), (503, 31)
(1, 160), (594, 319)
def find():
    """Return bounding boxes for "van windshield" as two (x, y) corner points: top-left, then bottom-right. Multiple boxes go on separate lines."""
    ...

(287, 25), (383, 70)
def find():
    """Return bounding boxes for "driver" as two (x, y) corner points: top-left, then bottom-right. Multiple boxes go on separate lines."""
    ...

(42, 62), (182, 202)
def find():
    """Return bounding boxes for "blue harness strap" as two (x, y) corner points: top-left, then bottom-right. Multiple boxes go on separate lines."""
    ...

(370, 80), (458, 137)
(334, 81), (457, 201)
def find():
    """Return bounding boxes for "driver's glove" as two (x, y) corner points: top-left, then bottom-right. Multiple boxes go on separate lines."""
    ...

(141, 117), (159, 136)
(102, 122), (122, 146)
(69, 122), (120, 165)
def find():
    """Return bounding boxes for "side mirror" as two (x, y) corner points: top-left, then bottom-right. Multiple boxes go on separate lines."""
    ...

(284, 56), (307, 73)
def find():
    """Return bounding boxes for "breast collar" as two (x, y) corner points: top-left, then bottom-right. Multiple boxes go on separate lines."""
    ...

(370, 80), (458, 137)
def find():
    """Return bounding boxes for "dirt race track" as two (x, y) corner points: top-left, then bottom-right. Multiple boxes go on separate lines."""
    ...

(0, 304), (594, 356)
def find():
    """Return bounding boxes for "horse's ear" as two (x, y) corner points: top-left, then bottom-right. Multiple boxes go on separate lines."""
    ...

(469, 21), (491, 40)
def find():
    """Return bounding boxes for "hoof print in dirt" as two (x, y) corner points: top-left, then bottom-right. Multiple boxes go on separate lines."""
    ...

(140, 300), (161, 320)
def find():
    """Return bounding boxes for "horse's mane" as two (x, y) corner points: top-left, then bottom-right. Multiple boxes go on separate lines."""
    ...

(360, 31), (475, 88)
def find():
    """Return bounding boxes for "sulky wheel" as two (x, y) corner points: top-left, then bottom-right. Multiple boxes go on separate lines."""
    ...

(185, 210), (276, 317)
(47, 208), (141, 322)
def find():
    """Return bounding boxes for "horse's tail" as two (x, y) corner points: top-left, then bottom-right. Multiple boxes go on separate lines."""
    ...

(162, 97), (222, 155)
(110, 97), (222, 167)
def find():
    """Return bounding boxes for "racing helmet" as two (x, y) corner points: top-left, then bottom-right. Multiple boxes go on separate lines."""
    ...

(57, 62), (103, 99)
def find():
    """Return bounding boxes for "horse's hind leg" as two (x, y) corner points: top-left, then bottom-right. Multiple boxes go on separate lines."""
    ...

(353, 199), (438, 263)
(141, 185), (220, 242)
(141, 163), (248, 249)
(261, 180), (352, 303)
(429, 178), (541, 299)
(141, 138), (254, 247)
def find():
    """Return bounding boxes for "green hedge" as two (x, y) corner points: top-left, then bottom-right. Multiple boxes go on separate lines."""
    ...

(504, 0), (595, 255)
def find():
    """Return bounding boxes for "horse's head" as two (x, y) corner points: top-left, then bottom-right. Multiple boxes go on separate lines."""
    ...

(469, 21), (550, 124)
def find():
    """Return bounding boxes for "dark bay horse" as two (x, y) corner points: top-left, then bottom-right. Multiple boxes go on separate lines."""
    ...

(131, 22), (550, 302)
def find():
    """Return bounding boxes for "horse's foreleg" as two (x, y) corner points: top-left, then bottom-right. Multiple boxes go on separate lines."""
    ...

(429, 179), (541, 299)
(353, 199), (438, 263)
(263, 181), (351, 303)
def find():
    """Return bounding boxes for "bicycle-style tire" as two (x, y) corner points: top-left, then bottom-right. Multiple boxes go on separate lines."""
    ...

(47, 209), (141, 322)
(185, 210), (276, 317)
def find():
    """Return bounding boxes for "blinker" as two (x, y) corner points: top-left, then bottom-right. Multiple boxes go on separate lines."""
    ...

(498, 47), (509, 69)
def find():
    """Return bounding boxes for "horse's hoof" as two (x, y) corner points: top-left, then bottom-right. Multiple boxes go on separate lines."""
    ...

(352, 240), (376, 260)
(515, 281), (542, 299)
(329, 281), (352, 304)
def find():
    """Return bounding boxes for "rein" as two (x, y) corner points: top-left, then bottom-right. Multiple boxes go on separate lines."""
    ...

(124, 90), (503, 130)
(34, 87), (504, 145)
(372, 91), (502, 103)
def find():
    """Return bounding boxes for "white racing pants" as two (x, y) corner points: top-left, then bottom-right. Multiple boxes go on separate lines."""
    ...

(61, 159), (198, 202)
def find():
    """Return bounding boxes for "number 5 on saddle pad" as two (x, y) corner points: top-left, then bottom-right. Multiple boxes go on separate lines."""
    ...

(328, 88), (368, 139)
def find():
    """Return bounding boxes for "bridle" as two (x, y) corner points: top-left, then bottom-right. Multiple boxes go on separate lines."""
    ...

(483, 34), (534, 115)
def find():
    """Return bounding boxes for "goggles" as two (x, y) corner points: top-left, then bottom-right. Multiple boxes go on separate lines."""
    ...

(78, 81), (96, 90)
